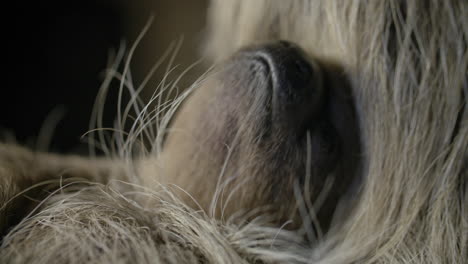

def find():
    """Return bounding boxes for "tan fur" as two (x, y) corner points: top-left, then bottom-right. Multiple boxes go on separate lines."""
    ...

(1, 0), (467, 263)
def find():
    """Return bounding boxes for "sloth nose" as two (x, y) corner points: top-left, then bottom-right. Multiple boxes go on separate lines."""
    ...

(244, 41), (325, 132)
(263, 41), (317, 96)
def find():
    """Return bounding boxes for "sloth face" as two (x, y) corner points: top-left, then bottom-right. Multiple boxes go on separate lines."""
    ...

(159, 41), (361, 229)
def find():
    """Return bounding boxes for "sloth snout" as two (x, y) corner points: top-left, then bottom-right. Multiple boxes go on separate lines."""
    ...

(240, 41), (325, 134)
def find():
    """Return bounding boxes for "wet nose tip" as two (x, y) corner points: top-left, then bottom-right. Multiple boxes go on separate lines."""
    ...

(271, 43), (316, 96)
(276, 40), (314, 75)
(245, 40), (324, 130)
(253, 41), (316, 89)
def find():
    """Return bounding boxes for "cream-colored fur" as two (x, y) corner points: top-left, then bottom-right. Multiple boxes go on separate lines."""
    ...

(1, 0), (467, 263)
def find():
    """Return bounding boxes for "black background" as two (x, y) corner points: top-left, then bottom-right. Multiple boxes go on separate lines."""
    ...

(2, 1), (125, 153)
(1, 1), (208, 154)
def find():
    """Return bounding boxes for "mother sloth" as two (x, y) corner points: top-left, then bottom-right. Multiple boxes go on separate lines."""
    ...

(1, 0), (467, 263)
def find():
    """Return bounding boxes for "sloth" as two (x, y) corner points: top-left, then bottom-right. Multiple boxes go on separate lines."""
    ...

(0, 0), (467, 263)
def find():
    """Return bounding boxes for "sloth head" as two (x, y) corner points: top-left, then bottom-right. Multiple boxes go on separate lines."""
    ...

(157, 41), (361, 229)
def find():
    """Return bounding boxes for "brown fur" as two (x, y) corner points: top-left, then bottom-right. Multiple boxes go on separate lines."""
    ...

(1, 0), (467, 263)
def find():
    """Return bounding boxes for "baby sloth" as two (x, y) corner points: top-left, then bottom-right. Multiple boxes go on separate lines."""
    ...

(147, 41), (361, 229)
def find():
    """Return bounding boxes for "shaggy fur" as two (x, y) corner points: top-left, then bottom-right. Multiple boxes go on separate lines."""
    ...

(1, 0), (467, 263)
